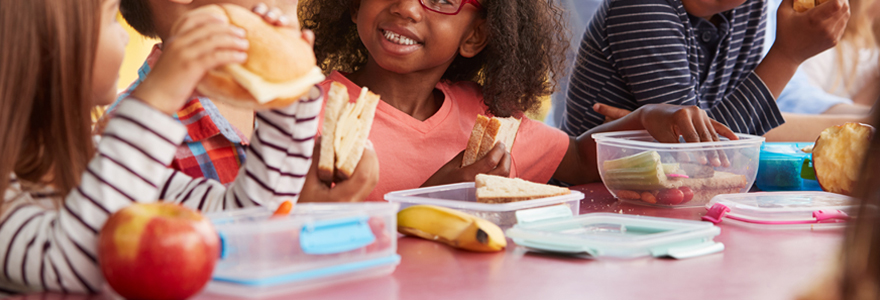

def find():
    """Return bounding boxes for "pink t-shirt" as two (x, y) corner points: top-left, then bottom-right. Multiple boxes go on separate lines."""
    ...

(319, 71), (570, 201)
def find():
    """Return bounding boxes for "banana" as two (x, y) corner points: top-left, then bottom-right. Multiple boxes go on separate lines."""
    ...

(397, 205), (506, 252)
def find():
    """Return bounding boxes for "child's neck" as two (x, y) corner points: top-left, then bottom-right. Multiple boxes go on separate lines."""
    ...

(348, 61), (444, 122)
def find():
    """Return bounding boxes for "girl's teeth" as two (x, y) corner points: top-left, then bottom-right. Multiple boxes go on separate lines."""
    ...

(383, 30), (417, 46)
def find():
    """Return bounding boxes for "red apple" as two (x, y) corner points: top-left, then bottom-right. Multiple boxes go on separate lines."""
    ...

(98, 202), (219, 300)
(812, 123), (874, 195)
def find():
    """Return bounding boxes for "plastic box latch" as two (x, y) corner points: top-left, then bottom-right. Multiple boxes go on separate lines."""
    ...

(813, 210), (849, 223)
(702, 203), (730, 224)
(300, 216), (376, 255)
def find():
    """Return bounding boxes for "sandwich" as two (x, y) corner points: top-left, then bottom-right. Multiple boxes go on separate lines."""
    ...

(475, 174), (571, 204)
(317, 82), (380, 182)
(182, 4), (326, 109)
(462, 115), (521, 167)
(603, 151), (747, 205)
(794, 0), (829, 12)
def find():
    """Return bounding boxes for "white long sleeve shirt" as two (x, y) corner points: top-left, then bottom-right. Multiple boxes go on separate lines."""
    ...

(0, 90), (322, 295)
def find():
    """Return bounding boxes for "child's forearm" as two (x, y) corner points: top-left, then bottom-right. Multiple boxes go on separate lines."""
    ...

(763, 112), (870, 142)
(554, 109), (649, 185)
(0, 99), (187, 293)
(754, 47), (801, 99)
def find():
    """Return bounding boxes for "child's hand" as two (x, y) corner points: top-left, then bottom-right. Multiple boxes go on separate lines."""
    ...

(634, 104), (736, 167)
(131, 10), (248, 115)
(251, 3), (315, 47)
(593, 103), (632, 123)
(421, 143), (511, 187)
(300, 138), (379, 202)
(774, 0), (849, 64)
(252, 3), (292, 27)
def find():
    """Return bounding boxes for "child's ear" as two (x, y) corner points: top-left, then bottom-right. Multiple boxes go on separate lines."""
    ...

(350, 0), (361, 23)
(460, 18), (488, 58)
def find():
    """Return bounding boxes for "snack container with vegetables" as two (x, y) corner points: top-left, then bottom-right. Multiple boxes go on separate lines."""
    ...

(593, 130), (764, 208)
(203, 202), (399, 298)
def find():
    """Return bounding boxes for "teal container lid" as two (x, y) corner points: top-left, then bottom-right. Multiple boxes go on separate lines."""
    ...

(506, 206), (723, 259)
(760, 142), (813, 160)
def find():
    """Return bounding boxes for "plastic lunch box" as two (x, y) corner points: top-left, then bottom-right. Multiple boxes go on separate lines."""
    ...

(702, 191), (856, 230)
(203, 202), (400, 298)
(755, 142), (822, 192)
(593, 130), (764, 208)
(384, 182), (584, 229)
(506, 206), (723, 259)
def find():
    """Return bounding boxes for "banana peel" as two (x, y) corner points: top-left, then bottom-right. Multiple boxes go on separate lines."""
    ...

(397, 205), (506, 252)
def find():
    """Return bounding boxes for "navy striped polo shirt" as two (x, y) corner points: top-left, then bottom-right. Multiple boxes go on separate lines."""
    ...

(561, 0), (784, 136)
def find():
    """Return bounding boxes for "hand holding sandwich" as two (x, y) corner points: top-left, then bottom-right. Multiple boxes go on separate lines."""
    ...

(774, 0), (849, 65)
(299, 137), (379, 203)
(421, 143), (511, 188)
(131, 3), (318, 115)
(130, 8), (249, 115)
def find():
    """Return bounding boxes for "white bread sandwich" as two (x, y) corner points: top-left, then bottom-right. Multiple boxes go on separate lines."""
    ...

(317, 82), (380, 182)
(794, 0), (829, 12)
(475, 174), (571, 204)
(462, 115), (521, 167)
(183, 4), (325, 109)
(677, 171), (748, 203)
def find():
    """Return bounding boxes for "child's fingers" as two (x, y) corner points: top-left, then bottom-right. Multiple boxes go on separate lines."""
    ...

(173, 12), (229, 37)
(486, 151), (511, 177)
(710, 119), (739, 141)
(170, 24), (247, 53)
(198, 50), (248, 71)
(472, 143), (507, 173)
(675, 116), (701, 144)
(303, 29), (315, 47)
(592, 103), (632, 121)
(337, 146), (379, 202)
(253, 3), (269, 15)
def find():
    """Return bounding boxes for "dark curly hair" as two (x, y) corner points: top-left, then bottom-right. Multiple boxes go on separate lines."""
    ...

(300, 0), (567, 117)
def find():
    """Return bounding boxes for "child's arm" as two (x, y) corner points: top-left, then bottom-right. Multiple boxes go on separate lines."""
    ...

(754, 0), (849, 98)
(552, 104), (737, 185)
(0, 100), (187, 293)
(573, 0), (845, 136)
(0, 7), (313, 293)
(421, 143), (511, 187)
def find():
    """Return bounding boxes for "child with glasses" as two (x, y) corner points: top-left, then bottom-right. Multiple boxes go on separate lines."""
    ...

(300, 0), (742, 200)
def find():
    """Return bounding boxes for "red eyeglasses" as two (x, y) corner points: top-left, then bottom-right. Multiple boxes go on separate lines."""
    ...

(419, 0), (484, 15)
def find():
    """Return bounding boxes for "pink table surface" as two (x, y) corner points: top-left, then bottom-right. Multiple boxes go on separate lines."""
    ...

(14, 183), (843, 300)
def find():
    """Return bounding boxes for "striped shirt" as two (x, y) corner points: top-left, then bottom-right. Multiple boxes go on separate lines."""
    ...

(0, 89), (321, 295)
(561, 0), (785, 136)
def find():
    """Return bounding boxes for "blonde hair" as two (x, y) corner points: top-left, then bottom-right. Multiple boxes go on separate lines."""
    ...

(0, 0), (102, 205)
(832, 0), (879, 92)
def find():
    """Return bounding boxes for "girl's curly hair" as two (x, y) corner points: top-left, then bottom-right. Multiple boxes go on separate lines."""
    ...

(300, 0), (567, 117)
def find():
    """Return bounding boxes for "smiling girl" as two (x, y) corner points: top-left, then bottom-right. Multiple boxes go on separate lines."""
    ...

(0, 0), (320, 294)
(300, 0), (741, 200)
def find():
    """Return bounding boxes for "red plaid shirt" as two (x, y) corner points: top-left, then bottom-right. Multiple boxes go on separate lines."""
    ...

(107, 44), (249, 185)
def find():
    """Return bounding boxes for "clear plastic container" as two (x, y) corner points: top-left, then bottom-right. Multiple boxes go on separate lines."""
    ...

(203, 202), (400, 298)
(506, 207), (723, 259)
(384, 182), (584, 229)
(702, 191), (855, 230)
(593, 130), (764, 208)
(755, 142), (822, 191)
